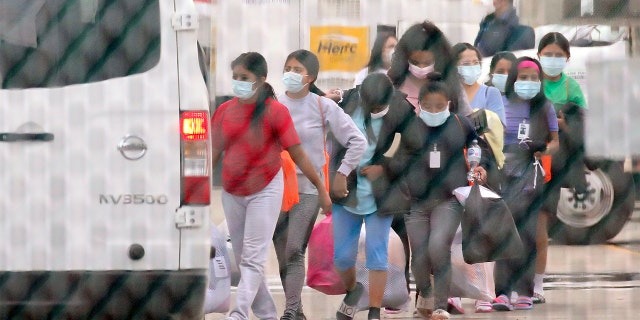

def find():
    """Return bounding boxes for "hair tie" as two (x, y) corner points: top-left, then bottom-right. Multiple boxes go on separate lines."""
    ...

(517, 60), (540, 73)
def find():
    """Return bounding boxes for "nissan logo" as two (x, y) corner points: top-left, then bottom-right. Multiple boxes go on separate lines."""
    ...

(118, 135), (147, 160)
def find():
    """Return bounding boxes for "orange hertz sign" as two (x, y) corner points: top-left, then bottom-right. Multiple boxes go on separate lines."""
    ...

(310, 26), (369, 72)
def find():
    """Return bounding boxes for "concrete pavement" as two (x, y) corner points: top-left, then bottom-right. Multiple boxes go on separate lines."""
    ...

(207, 190), (640, 319)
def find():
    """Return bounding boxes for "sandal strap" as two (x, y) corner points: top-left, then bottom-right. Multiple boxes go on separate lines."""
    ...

(337, 301), (357, 318)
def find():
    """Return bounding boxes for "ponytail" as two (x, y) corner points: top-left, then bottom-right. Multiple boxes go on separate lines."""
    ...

(252, 82), (277, 126)
(309, 83), (325, 96)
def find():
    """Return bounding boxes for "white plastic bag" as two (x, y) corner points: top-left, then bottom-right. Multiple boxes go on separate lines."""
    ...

(205, 225), (231, 314)
(449, 225), (496, 302)
(452, 185), (501, 205)
(355, 226), (411, 312)
(216, 219), (241, 286)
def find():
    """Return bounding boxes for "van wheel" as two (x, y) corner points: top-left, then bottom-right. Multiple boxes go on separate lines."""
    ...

(548, 160), (635, 245)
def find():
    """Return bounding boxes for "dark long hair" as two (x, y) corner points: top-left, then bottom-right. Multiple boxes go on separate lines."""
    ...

(451, 42), (482, 64)
(285, 49), (325, 96)
(387, 21), (463, 113)
(505, 57), (551, 146)
(231, 52), (276, 126)
(486, 51), (517, 86)
(359, 73), (394, 142)
(388, 21), (452, 86)
(419, 72), (450, 102)
(537, 32), (571, 58)
(366, 32), (396, 73)
(505, 56), (546, 105)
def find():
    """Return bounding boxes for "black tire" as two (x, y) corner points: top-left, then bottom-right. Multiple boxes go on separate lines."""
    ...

(548, 160), (636, 245)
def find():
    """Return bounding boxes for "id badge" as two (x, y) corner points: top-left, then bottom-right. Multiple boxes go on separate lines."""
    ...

(517, 122), (530, 140)
(213, 257), (228, 278)
(430, 151), (441, 168)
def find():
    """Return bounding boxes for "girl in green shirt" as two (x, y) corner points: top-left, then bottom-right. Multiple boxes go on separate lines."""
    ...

(534, 31), (588, 305)
(539, 32), (588, 112)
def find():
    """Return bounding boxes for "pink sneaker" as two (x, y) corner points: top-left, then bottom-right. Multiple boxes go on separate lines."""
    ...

(383, 307), (402, 314)
(446, 297), (464, 314)
(492, 294), (513, 311)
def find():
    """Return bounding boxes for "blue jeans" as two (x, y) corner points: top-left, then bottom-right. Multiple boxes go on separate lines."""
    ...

(332, 204), (394, 271)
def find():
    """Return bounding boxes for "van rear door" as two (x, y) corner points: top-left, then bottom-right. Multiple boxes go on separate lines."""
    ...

(0, 0), (209, 318)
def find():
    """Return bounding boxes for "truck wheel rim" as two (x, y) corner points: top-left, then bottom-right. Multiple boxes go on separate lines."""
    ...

(556, 169), (614, 228)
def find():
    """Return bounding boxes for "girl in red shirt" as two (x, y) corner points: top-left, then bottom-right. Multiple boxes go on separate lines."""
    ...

(211, 52), (331, 320)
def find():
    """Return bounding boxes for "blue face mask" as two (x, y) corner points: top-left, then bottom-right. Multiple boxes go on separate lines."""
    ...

(539, 56), (567, 77)
(419, 108), (450, 127)
(282, 72), (308, 93)
(232, 79), (257, 99)
(491, 73), (508, 93)
(514, 81), (541, 100)
(457, 65), (483, 85)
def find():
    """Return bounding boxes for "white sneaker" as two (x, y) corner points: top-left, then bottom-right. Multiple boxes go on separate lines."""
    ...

(475, 300), (493, 313)
(510, 291), (518, 304)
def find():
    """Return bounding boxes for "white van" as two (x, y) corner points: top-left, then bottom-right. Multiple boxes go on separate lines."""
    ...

(0, 0), (211, 318)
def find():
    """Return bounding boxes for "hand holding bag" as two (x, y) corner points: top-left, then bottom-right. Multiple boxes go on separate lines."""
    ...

(461, 183), (524, 264)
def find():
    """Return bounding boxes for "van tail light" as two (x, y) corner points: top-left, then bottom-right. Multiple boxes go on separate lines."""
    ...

(180, 111), (210, 205)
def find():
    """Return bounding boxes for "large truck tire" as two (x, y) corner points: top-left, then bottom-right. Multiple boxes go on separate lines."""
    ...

(548, 160), (635, 245)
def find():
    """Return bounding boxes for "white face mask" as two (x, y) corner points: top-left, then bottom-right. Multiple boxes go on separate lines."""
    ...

(370, 105), (390, 119)
(491, 73), (508, 93)
(282, 72), (308, 93)
(457, 65), (483, 85)
(384, 49), (394, 65)
(539, 56), (567, 77)
(231, 79), (257, 99)
(408, 63), (434, 79)
(419, 108), (450, 127)
(514, 80), (541, 100)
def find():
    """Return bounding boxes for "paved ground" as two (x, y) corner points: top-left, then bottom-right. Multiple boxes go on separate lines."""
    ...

(207, 193), (640, 319)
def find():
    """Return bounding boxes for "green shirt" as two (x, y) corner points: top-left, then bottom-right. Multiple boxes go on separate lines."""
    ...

(543, 73), (587, 112)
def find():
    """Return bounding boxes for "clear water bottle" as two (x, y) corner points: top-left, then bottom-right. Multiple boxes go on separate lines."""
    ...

(467, 139), (482, 181)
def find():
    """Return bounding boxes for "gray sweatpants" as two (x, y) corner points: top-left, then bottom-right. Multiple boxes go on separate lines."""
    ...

(273, 193), (320, 313)
(222, 170), (283, 320)
(405, 197), (463, 310)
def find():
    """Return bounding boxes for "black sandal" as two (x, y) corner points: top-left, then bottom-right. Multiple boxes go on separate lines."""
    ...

(336, 282), (364, 320)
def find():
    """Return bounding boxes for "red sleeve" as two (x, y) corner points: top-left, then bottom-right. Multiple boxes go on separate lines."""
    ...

(269, 101), (300, 149)
(210, 101), (230, 151)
